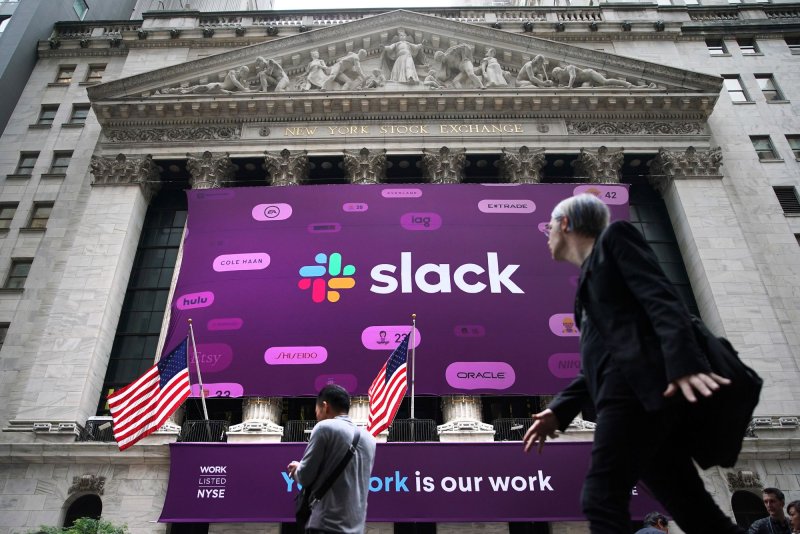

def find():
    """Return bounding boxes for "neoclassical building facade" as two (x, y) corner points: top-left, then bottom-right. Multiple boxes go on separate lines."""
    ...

(0, 2), (799, 533)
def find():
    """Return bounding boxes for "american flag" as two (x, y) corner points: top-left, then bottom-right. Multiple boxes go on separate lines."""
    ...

(108, 338), (191, 451)
(367, 333), (410, 437)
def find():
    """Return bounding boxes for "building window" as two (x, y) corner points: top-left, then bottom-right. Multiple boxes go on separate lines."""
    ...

(49, 151), (72, 175)
(737, 38), (759, 55)
(4, 259), (32, 289)
(0, 204), (17, 230)
(55, 66), (75, 84)
(85, 65), (106, 84)
(751, 136), (780, 160)
(28, 203), (53, 229)
(787, 135), (800, 160)
(0, 17), (10, 34)
(706, 39), (727, 56)
(774, 187), (800, 215)
(36, 105), (59, 126)
(73, 0), (89, 20)
(69, 104), (90, 125)
(15, 152), (39, 176)
(722, 76), (749, 102)
(755, 74), (785, 101)
(787, 37), (800, 54)
(0, 323), (8, 350)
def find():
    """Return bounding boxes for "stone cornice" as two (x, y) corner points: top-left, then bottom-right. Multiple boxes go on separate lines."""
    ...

(86, 9), (723, 102)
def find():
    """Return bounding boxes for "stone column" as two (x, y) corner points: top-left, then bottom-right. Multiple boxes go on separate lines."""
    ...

(343, 148), (387, 184)
(264, 149), (310, 186)
(437, 395), (494, 442)
(574, 146), (624, 183)
(227, 397), (284, 443)
(421, 146), (466, 184)
(5, 154), (160, 437)
(500, 146), (545, 183)
(186, 150), (235, 189)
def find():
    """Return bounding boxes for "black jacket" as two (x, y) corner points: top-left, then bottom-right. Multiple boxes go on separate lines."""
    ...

(549, 221), (709, 430)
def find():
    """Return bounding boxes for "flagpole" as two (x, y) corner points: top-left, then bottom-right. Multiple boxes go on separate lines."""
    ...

(188, 319), (210, 422)
(410, 313), (416, 421)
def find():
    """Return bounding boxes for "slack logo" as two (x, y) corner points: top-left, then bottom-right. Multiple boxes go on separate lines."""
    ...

(370, 252), (523, 294)
(298, 252), (356, 303)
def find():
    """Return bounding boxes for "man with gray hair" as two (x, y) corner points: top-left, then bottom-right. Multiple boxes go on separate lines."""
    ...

(523, 194), (743, 533)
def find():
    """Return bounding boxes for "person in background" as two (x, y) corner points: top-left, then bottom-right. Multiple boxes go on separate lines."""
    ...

(786, 500), (800, 534)
(749, 488), (791, 534)
(636, 511), (669, 533)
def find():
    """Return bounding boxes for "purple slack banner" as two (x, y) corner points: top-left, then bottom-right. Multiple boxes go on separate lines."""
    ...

(159, 442), (662, 523)
(164, 183), (629, 397)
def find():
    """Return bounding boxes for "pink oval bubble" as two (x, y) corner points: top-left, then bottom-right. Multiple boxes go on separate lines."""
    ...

(307, 222), (341, 233)
(314, 374), (358, 393)
(400, 212), (442, 231)
(176, 291), (214, 310)
(548, 353), (582, 379)
(538, 222), (549, 235)
(478, 199), (536, 214)
(189, 343), (233, 372)
(453, 325), (486, 337)
(265, 346), (328, 365)
(252, 203), (293, 221)
(213, 253), (270, 272)
(549, 313), (580, 337)
(573, 185), (629, 205)
(445, 362), (516, 390)
(207, 317), (243, 331)
(343, 203), (368, 213)
(382, 188), (422, 199)
(361, 326), (421, 350)
(190, 382), (244, 398)
(195, 190), (235, 200)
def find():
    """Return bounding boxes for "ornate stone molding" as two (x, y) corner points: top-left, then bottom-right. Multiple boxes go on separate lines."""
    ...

(264, 149), (310, 186)
(343, 148), (387, 184)
(726, 470), (763, 491)
(500, 146), (545, 183)
(186, 151), (235, 189)
(228, 397), (284, 438)
(650, 146), (723, 177)
(89, 154), (161, 198)
(566, 121), (705, 136)
(104, 125), (241, 143)
(422, 147), (466, 184)
(574, 146), (623, 183)
(68, 475), (106, 495)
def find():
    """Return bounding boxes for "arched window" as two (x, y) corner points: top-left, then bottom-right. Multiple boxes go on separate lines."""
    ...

(732, 490), (768, 528)
(63, 494), (102, 528)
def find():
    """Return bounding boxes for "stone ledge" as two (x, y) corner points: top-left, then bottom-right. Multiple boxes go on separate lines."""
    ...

(0, 442), (172, 463)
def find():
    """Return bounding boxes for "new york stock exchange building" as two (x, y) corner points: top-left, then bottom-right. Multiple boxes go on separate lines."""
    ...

(1, 1), (800, 533)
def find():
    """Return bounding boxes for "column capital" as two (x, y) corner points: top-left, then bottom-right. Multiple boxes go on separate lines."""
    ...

(264, 149), (310, 186)
(651, 146), (723, 178)
(422, 147), (466, 184)
(89, 153), (161, 199)
(343, 148), (387, 184)
(575, 146), (624, 184)
(186, 151), (235, 189)
(500, 146), (545, 184)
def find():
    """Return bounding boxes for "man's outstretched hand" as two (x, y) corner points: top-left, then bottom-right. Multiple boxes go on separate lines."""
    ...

(663, 372), (731, 403)
(522, 409), (560, 454)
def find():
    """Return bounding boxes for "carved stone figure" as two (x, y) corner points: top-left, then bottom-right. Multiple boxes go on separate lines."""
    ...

(264, 149), (310, 186)
(430, 44), (483, 89)
(381, 29), (425, 84)
(363, 69), (386, 89)
(422, 147), (466, 184)
(301, 50), (331, 91)
(343, 148), (387, 184)
(186, 151), (234, 189)
(551, 64), (653, 89)
(161, 66), (251, 94)
(254, 57), (289, 92)
(322, 49), (368, 91)
(500, 146), (546, 183)
(479, 48), (511, 88)
(516, 55), (554, 88)
(575, 146), (624, 183)
(69, 475), (105, 495)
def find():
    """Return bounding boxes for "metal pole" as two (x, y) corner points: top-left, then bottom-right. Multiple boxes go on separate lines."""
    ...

(410, 313), (416, 422)
(188, 319), (212, 440)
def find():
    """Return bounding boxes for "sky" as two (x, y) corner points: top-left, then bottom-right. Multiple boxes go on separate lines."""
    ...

(274, 0), (456, 8)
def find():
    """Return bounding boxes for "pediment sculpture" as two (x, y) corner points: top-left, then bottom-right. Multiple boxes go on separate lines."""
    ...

(148, 32), (665, 96)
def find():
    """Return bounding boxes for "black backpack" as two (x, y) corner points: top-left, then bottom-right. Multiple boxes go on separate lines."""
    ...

(687, 316), (763, 469)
